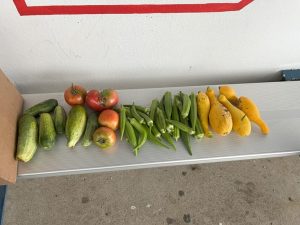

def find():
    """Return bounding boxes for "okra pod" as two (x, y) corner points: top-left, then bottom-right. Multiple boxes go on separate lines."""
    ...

(124, 105), (149, 113)
(125, 119), (137, 149)
(131, 105), (144, 124)
(174, 95), (183, 113)
(166, 119), (195, 135)
(155, 107), (166, 133)
(161, 132), (176, 151)
(143, 125), (169, 149)
(150, 99), (159, 122)
(163, 91), (172, 120)
(189, 92), (197, 131)
(129, 118), (148, 155)
(181, 93), (191, 118)
(172, 99), (180, 141)
(120, 106), (127, 140)
(195, 118), (204, 139)
(152, 124), (161, 138)
(180, 116), (192, 155)
(138, 111), (153, 127)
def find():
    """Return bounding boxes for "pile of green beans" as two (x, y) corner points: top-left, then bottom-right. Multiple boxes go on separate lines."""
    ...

(118, 91), (204, 156)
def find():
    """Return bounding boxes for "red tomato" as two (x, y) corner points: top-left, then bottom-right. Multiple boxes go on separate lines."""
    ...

(98, 109), (119, 131)
(86, 89), (119, 112)
(64, 84), (87, 106)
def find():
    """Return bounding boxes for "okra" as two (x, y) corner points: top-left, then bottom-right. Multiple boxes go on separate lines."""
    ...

(155, 108), (166, 133)
(163, 91), (172, 120)
(174, 95), (183, 113)
(189, 92), (197, 131)
(152, 124), (161, 138)
(195, 118), (204, 139)
(180, 116), (192, 155)
(143, 125), (169, 149)
(130, 105), (144, 124)
(150, 99), (159, 122)
(125, 119), (137, 149)
(172, 99), (180, 141)
(120, 106), (127, 140)
(161, 132), (176, 151)
(124, 105), (149, 113)
(129, 118), (148, 155)
(181, 93), (191, 118)
(166, 119), (195, 135)
(138, 111), (153, 127)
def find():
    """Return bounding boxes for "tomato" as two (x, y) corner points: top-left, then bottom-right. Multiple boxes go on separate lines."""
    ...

(98, 109), (119, 131)
(64, 84), (87, 106)
(86, 89), (119, 112)
(93, 127), (116, 149)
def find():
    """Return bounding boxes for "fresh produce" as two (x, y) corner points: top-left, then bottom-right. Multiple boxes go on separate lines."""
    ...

(16, 114), (38, 162)
(138, 111), (153, 128)
(181, 92), (191, 119)
(125, 119), (137, 149)
(130, 105), (144, 124)
(24, 99), (58, 117)
(197, 91), (212, 138)
(155, 107), (166, 134)
(219, 85), (239, 106)
(238, 96), (269, 135)
(149, 99), (159, 122)
(98, 109), (119, 131)
(161, 132), (176, 151)
(179, 116), (192, 156)
(82, 112), (98, 147)
(53, 105), (66, 134)
(39, 113), (56, 150)
(163, 91), (172, 120)
(86, 89), (119, 112)
(189, 92), (197, 131)
(219, 95), (251, 137)
(143, 125), (169, 149)
(64, 84), (87, 106)
(93, 127), (116, 149)
(124, 105), (149, 113)
(166, 119), (195, 135)
(151, 125), (161, 138)
(171, 98), (180, 141)
(206, 87), (232, 136)
(195, 118), (204, 139)
(119, 106), (127, 140)
(129, 118), (148, 155)
(65, 105), (87, 148)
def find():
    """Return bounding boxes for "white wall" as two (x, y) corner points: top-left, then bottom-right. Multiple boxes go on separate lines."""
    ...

(0, 0), (300, 93)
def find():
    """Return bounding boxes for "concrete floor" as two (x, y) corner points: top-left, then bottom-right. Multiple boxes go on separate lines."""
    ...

(3, 155), (300, 225)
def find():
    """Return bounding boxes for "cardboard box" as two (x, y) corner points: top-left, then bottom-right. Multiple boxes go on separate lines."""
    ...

(0, 70), (23, 185)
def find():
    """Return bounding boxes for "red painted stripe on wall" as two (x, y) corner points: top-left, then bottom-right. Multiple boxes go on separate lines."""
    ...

(13, 0), (253, 15)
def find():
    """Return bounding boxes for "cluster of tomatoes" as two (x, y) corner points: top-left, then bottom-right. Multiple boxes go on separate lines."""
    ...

(64, 84), (120, 149)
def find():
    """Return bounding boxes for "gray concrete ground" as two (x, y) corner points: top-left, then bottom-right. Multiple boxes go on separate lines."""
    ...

(4, 155), (300, 225)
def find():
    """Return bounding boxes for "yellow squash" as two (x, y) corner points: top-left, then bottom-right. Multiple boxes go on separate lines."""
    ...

(206, 87), (232, 136)
(238, 96), (269, 135)
(197, 91), (213, 138)
(218, 95), (251, 137)
(219, 85), (239, 106)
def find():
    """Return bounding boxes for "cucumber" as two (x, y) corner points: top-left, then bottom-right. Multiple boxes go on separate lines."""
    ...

(24, 99), (58, 117)
(53, 105), (67, 134)
(82, 112), (98, 147)
(39, 113), (56, 150)
(65, 105), (87, 148)
(16, 114), (38, 162)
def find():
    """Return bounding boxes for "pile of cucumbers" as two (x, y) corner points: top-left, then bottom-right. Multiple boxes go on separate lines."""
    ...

(119, 91), (204, 156)
(17, 99), (95, 162)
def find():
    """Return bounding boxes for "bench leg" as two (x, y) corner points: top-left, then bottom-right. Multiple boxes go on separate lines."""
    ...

(0, 185), (6, 225)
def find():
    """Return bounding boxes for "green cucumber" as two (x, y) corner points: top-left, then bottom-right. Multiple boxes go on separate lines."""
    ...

(16, 114), (38, 162)
(65, 105), (87, 148)
(39, 113), (56, 150)
(53, 105), (67, 134)
(24, 99), (58, 117)
(82, 112), (98, 147)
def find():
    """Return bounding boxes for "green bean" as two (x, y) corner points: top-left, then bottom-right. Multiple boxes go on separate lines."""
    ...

(138, 111), (153, 127)
(125, 119), (137, 149)
(155, 108), (166, 133)
(150, 99), (159, 122)
(120, 106), (126, 140)
(163, 91), (172, 120)
(129, 118), (148, 155)
(189, 92), (197, 131)
(152, 124), (161, 138)
(124, 105), (149, 113)
(166, 119), (195, 135)
(161, 132), (176, 151)
(195, 118), (204, 139)
(172, 99), (180, 141)
(143, 125), (169, 149)
(130, 104), (144, 124)
(181, 93), (191, 119)
(180, 116), (192, 156)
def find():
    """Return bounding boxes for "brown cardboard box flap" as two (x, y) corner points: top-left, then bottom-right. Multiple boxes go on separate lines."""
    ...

(0, 70), (23, 185)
